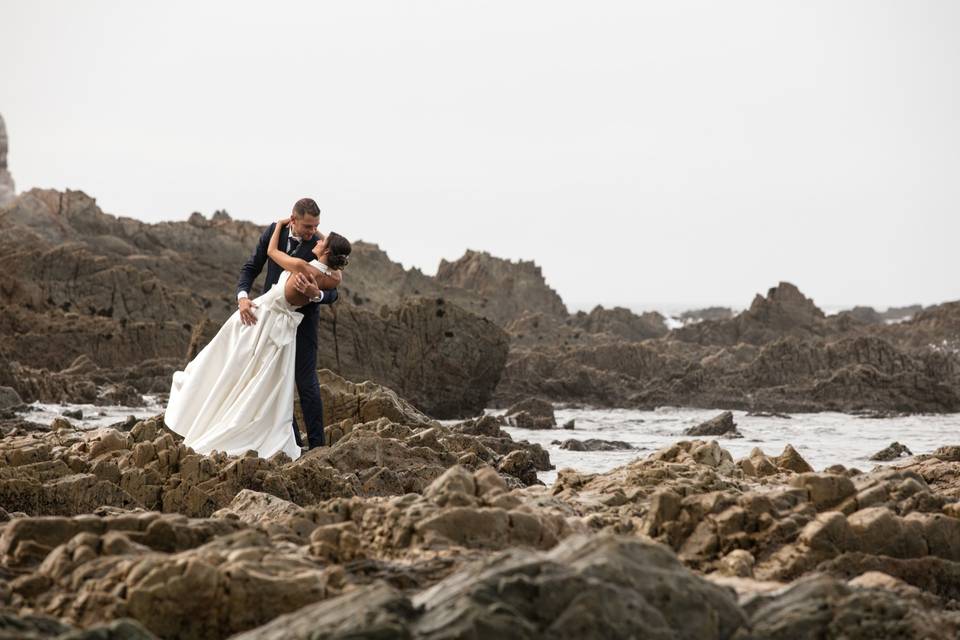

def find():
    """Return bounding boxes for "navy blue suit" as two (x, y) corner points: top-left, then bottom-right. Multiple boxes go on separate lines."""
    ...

(236, 223), (339, 448)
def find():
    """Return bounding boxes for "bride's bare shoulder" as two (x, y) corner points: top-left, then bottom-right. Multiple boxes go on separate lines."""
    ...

(309, 263), (341, 286)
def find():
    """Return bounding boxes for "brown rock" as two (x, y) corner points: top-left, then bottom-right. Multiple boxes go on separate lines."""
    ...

(776, 444), (814, 474)
(684, 411), (741, 438)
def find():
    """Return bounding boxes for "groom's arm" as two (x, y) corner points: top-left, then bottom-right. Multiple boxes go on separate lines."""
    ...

(317, 288), (338, 305)
(236, 223), (275, 299)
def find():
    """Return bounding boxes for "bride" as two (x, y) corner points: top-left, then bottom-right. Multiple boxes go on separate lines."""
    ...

(165, 217), (352, 460)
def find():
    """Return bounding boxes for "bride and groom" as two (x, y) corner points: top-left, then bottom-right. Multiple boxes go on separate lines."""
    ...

(165, 198), (352, 460)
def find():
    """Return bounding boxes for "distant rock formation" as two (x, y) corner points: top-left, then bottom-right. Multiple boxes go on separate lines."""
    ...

(677, 306), (735, 324)
(841, 304), (924, 325)
(436, 250), (568, 325)
(495, 282), (960, 414)
(0, 113), (15, 205)
(572, 306), (668, 341)
(671, 282), (839, 346)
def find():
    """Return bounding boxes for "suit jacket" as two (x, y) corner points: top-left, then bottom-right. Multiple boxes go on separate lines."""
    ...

(236, 223), (339, 332)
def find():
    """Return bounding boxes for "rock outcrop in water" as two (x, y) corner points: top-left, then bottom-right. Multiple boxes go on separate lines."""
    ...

(2, 375), (960, 638)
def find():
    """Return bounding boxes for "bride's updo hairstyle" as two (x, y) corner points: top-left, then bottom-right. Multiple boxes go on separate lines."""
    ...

(326, 232), (352, 270)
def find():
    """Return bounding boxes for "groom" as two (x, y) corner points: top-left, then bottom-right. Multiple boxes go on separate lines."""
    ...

(236, 197), (338, 449)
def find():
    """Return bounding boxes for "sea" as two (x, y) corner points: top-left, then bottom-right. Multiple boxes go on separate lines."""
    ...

(499, 407), (960, 484)
(15, 400), (958, 486)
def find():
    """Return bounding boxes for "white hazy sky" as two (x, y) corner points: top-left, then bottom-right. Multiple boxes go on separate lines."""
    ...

(2, 1), (959, 312)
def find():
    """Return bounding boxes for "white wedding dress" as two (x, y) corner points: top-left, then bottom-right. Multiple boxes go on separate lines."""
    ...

(165, 267), (319, 460)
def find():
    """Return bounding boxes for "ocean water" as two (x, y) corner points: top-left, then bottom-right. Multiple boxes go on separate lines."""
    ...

(16, 397), (164, 430)
(499, 407), (960, 485)
(16, 400), (958, 488)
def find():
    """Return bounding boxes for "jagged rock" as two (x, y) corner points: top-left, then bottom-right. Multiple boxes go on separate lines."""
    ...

(776, 445), (814, 474)
(870, 441), (913, 461)
(507, 411), (555, 430)
(673, 282), (828, 347)
(790, 473), (856, 511)
(98, 383), (145, 407)
(505, 397), (555, 421)
(571, 305), (668, 341)
(818, 553), (960, 601)
(435, 250), (568, 325)
(685, 411), (741, 438)
(211, 489), (305, 523)
(504, 397), (557, 429)
(719, 549), (756, 578)
(497, 450), (541, 486)
(562, 419), (575, 430)
(318, 370), (436, 441)
(556, 438), (635, 452)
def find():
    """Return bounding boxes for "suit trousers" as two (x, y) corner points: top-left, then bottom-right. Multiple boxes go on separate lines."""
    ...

(292, 318), (324, 448)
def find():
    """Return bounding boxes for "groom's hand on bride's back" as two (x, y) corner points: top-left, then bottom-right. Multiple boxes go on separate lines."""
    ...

(238, 298), (258, 325)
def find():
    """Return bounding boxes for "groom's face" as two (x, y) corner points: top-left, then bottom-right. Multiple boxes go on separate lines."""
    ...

(290, 213), (319, 241)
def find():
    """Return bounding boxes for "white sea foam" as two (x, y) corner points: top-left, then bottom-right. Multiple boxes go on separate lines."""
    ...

(20, 396), (164, 430)
(498, 407), (960, 485)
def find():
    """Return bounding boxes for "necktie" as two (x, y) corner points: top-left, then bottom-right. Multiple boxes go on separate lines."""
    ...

(287, 237), (300, 255)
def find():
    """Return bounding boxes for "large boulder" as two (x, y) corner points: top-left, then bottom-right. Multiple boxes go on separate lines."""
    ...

(315, 298), (509, 419)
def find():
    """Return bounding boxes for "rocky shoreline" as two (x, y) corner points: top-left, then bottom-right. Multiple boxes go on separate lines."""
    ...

(2, 374), (959, 638)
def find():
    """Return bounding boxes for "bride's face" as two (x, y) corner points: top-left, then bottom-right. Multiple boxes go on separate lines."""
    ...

(311, 235), (330, 259)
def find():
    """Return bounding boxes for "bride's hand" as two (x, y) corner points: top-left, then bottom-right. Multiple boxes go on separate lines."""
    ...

(278, 216), (291, 227)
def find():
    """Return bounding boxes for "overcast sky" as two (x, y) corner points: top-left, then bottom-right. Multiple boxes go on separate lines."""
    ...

(2, 1), (958, 311)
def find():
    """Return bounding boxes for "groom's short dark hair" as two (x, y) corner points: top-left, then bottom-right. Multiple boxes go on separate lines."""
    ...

(292, 198), (320, 219)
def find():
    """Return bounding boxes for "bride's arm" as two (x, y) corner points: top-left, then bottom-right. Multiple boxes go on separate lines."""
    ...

(266, 218), (309, 274)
